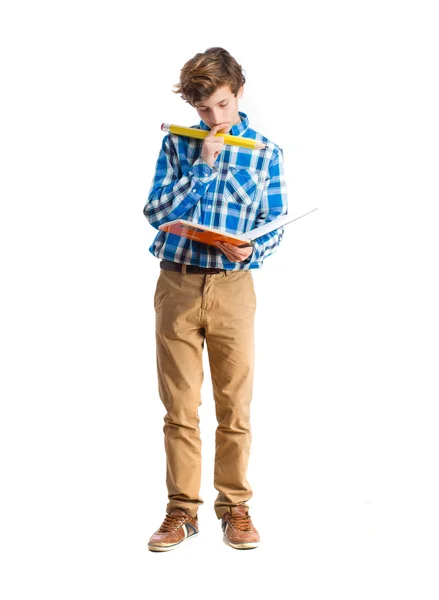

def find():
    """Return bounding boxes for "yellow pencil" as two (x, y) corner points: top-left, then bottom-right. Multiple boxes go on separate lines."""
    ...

(161, 123), (266, 150)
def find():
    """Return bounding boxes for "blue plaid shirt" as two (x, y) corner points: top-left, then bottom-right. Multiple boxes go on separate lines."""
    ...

(144, 112), (288, 270)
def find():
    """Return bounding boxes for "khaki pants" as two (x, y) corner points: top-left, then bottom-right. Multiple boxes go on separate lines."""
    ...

(154, 265), (257, 519)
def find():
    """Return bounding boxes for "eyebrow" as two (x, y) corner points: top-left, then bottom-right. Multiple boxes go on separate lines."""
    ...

(196, 95), (231, 109)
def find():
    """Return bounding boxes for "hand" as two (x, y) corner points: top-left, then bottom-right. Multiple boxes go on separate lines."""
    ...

(201, 123), (228, 167)
(214, 241), (253, 262)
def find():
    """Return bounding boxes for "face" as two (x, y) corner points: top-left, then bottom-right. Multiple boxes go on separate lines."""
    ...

(194, 84), (243, 133)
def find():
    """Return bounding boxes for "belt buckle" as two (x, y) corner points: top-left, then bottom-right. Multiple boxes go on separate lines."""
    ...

(205, 267), (222, 274)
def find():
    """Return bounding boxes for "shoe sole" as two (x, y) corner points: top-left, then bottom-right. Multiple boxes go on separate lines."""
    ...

(223, 535), (259, 550)
(148, 532), (198, 552)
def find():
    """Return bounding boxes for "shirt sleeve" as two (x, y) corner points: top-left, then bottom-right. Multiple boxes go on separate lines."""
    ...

(246, 147), (289, 266)
(143, 134), (218, 229)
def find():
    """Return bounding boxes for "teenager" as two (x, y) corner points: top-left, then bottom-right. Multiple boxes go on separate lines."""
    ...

(144, 47), (288, 551)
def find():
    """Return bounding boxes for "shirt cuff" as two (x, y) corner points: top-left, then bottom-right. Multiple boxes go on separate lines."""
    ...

(189, 157), (218, 182)
(249, 240), (261, 262)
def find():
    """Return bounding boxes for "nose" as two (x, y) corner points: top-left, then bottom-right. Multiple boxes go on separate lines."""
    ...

(210, 109), (222, 124)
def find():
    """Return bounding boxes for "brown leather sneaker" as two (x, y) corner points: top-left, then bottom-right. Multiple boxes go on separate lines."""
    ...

(148, 508), (199, 552)
(221, 505), (260, 549)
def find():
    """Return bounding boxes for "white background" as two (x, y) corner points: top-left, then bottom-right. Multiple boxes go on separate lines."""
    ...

(1, 1), (438, 598)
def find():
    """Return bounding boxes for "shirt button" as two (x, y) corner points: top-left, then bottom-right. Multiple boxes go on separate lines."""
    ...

(208, 205), (212, 209)
(192, 187), (197, 193)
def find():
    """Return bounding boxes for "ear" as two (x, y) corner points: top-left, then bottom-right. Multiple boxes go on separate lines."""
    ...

(237, 85), (244, 100)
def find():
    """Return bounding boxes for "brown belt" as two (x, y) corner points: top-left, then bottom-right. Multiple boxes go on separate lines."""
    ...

(160, 259), (227, 275)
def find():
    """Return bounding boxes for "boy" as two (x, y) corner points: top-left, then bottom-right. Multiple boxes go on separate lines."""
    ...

(144, 47), (288, 551)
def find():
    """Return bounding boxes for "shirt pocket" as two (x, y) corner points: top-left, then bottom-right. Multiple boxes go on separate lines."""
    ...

(223, 167), (259, 206)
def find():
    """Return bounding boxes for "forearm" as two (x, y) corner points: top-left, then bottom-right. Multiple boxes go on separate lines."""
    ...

(245, 147), (288, 266)
(144, 185), (199, 229)
(144, 137), (218, 229)
(250, 227), (285, 263)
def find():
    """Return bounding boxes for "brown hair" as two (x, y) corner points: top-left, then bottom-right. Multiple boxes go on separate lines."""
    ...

(173, 47), (246, 106)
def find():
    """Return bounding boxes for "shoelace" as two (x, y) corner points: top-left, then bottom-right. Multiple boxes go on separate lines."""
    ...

(158, 513), (187, 532)
(229, 514), (253, 531)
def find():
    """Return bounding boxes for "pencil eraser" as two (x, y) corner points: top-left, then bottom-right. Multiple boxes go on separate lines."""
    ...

(161, 123), (165, 131)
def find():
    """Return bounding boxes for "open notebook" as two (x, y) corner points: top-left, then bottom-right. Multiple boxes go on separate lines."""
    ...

(158, 208), (318, 248)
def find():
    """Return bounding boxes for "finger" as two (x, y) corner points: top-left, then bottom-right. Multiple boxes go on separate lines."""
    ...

(215, 243), (235, 260)
(220, 242), (237, 252)
(207, 123), (229, 137)
(206, 139), (224, 148)
(223, 249), (240, 261)
(223, 242), (238, 253)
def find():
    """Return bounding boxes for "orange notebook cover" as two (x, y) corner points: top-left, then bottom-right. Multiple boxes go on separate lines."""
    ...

(158, 220), (254, 248)
(157, 209), (318, 248)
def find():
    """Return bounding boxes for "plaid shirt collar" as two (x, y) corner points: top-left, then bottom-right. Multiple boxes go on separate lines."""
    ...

(198, 111), (250, 136)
